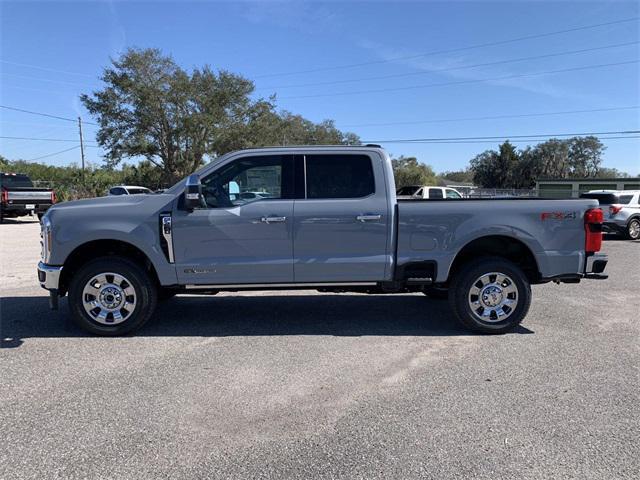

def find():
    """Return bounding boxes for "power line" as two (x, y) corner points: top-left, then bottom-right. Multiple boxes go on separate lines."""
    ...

(259, 41), (640, 90)
(281, 60), (639, 99)
(363, 130), (640, 144)
(0, 135), (97, 143)
(26, 145), (80, 161)
(254, 17), (639, 78)
(1, 72), (95, 88)
(0, 105), (98, 126)
(368, 135), (640, 145)
(340, 106), (640, 128)
(0, 59), (96, 78)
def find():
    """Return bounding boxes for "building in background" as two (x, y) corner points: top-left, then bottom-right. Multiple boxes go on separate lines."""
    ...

(536, 178), (640, 198)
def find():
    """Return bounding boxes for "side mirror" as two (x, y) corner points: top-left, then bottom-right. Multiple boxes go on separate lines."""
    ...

(183, 174), (203, 210)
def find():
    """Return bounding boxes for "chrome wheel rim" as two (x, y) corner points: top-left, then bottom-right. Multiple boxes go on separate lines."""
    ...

(82, 272), (137, 325)
(468, 272), (518, 323)
(629, 220), (640, 239)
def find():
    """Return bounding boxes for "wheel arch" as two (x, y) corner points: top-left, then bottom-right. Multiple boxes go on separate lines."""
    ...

(59, 239), (161, 295)
(447, 235), (541, 284)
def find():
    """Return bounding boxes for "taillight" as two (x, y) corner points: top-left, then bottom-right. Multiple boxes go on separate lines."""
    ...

(584, 208), (603, 253)
(609, 205), (622, 215)
(51, 190), (57, 204)
(1, 189), (8, 204)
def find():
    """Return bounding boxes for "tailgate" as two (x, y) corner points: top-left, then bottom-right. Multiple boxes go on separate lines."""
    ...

(7, 190), (52, 202)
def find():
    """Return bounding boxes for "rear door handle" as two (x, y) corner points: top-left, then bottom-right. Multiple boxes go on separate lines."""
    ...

(261, 216), (287, 224)
(356, 214), (382, 222)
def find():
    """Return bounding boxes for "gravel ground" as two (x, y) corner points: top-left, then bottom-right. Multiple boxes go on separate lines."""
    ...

(1, 217), (638, 479)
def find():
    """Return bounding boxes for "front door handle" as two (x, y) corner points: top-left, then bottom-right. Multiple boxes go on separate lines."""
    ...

(261, 216), (287, 224)
(356, 214), (382, 222)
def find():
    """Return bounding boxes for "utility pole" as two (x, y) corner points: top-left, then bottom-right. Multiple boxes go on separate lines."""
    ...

(78, 117), (86, 183)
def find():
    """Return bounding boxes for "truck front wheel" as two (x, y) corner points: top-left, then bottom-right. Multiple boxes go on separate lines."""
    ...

(68, 257), (158, 336)
(449, 257), (531, 334)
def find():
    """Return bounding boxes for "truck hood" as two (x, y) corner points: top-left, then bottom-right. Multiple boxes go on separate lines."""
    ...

(46, 194), (176, 223)
(51, 193), (172, 209)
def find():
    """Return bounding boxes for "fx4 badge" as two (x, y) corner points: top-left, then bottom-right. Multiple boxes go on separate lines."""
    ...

(540, 211), (577, 221)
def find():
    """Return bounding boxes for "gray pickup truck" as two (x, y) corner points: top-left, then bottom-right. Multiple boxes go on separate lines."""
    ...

(37, 145), (608, 336)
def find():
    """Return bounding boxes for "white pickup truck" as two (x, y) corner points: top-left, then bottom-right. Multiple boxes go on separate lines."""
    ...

(397, 185), (463, 200)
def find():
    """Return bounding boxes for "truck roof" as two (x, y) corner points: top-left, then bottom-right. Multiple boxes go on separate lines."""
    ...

(221, 144), (386, 155)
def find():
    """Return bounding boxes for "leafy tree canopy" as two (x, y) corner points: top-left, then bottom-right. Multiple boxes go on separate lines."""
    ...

(391, 156), (437, 188)
(81, 48), (358, 183)
(470, 137), (608, 188)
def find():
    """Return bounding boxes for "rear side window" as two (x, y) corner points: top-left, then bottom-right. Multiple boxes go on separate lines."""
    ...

(305, 154), (375, 199)
(618, 195), (633, 205)
(429, 188), (444, 199)
(110, 187), (126, 195)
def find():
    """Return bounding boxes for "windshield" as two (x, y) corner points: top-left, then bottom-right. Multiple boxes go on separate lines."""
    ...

(397, 186), (420, 195)
(0, 174), (33, 188)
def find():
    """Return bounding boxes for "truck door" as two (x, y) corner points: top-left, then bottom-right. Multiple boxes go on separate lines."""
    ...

(293, 153), (391, 282)
(172, 154), (295, 285)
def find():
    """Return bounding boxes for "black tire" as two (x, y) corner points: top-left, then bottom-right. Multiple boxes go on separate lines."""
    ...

(626, 218), (640, 240)
(422, 286), (449, 300)
(448, 257), (531, 334)
(68, 256), (157, 336)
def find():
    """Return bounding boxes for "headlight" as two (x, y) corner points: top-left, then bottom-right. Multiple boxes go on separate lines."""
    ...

(41, 216), (52, 263)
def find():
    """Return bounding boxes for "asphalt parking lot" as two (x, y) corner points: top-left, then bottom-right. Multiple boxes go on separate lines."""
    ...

(1, 217), (638, 479)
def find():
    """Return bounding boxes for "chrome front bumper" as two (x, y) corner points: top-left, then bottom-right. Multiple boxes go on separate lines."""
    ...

(37, 261), (62, 290)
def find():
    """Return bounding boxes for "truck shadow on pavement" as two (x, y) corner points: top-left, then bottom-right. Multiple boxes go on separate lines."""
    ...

(0, 294), (533, 348)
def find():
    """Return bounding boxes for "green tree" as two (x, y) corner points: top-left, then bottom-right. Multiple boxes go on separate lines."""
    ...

(469, 141), (519, 188)
(82, 48), (359, 183)
(391, 156), (437, 188)
(438, 169), (474, 184)
(567, 136), (605, 177)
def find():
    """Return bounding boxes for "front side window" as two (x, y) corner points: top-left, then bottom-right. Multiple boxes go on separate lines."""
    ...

(200, 155), (293, 208)
(305, 154), (374, 199)
(429, 188), (444, 199)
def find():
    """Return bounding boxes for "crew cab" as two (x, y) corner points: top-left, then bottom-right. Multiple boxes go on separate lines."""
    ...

(37, 146), (608, 336)
(1, 173), (56, 222)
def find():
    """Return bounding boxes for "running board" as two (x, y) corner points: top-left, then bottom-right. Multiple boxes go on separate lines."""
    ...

(185, 282), (377, 290)
(405, 277), (433, 285)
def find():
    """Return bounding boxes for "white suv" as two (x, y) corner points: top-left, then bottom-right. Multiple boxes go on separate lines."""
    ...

(580, 190), (640, 240)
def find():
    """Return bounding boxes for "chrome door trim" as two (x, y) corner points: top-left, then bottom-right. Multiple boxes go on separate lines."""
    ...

(356, 214), (382, 222)
(261, 216), (287, 223)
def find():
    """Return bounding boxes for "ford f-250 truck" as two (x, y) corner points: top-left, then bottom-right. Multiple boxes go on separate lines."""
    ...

(37, 145), (608, 336)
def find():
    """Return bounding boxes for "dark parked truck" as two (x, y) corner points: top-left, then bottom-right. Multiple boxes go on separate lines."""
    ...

(37, 146), (608, 336)
(1, 173), (56, 222)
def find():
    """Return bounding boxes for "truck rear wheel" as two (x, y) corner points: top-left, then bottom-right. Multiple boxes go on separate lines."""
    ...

(448, 257), (531, 334)
(68, 257), (158, 336)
